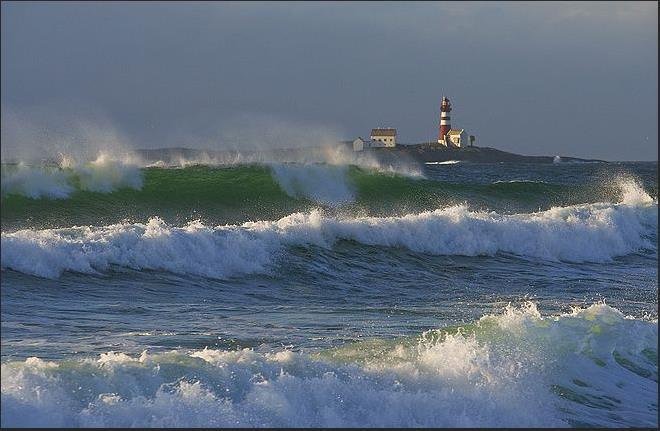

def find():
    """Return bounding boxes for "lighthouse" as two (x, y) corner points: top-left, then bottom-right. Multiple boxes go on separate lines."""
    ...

(436, 96), (469, 147)
(437, 96), (451, 145)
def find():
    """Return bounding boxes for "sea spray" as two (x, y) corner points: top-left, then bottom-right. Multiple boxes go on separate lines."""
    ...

(617, 177), (655, 206)
(1, 154), (143, 199)
(0, 162), (75, 199)
(74, 153), (143, 193)
(269, 163), (356, 206)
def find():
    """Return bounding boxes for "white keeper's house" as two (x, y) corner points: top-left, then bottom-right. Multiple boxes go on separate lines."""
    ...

(370, 128), (397, 147)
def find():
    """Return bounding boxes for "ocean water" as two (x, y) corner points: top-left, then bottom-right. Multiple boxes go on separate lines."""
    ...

(1, 156), (657, 428)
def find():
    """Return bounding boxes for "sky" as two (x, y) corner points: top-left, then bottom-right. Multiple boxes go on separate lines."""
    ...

(1, 1), (658, 161)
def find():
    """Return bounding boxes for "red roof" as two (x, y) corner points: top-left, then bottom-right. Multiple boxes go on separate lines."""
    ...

(370, 128), (397, 136)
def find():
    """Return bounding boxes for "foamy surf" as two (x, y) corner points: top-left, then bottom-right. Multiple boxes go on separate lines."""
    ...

(1, 302), (656, 428)
(1, 160), (656, 429)
(2, 184), (656, 279)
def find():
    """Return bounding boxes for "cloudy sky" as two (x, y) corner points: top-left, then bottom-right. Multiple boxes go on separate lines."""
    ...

(1, 1), (657, 160)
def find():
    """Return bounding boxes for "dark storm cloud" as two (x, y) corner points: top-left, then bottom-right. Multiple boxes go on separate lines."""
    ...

(1, 1), (657, 160)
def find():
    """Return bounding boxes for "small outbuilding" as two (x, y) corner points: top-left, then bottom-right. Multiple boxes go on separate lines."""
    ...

(353, 137), (366, 152)
(445, 129), (467, 148)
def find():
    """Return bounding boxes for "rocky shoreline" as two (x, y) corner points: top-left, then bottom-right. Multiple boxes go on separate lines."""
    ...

(368, 145), (607, 164)
(132, 144), (607, 166)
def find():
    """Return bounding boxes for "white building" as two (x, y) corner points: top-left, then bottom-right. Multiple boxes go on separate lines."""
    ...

(353, 137), (366, 152)
(353, 137), (385, 152)
(370, 128), (397, 147)
(445, 129), (467, 148)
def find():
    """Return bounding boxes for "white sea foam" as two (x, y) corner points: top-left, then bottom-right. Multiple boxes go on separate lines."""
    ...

(491, 179), (548, 185)
(553, 156), (603, 165)
(1, 302), (656, 428)
(1, 153), (143, 199)
(1, 180), (656, 279)
(425, 160), (461, 165)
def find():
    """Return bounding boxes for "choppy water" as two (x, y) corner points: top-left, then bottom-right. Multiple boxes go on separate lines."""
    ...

(1, 157), (657, 427)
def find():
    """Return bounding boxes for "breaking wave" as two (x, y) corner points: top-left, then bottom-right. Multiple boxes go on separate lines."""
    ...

(1, 302), (656, 428)
(3, 163), (656, 232)
(2, 184), (655, 279)
(1, 155), (143, 199)
(0, 161), (421, 210)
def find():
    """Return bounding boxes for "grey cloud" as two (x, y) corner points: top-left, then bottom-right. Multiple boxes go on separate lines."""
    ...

(1, 1), (657, 160)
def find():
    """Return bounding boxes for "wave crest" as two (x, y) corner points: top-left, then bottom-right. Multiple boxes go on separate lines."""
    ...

(2, 194), (656, 279)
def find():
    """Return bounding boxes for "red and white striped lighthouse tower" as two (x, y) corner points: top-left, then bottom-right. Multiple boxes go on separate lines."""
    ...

(438, 96), (451, 144)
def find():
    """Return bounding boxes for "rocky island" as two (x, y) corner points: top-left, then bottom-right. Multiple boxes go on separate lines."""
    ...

(132, 144), (606, 167)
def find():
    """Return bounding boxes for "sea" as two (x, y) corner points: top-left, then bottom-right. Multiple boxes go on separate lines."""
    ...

(0, 151), (657, 428)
